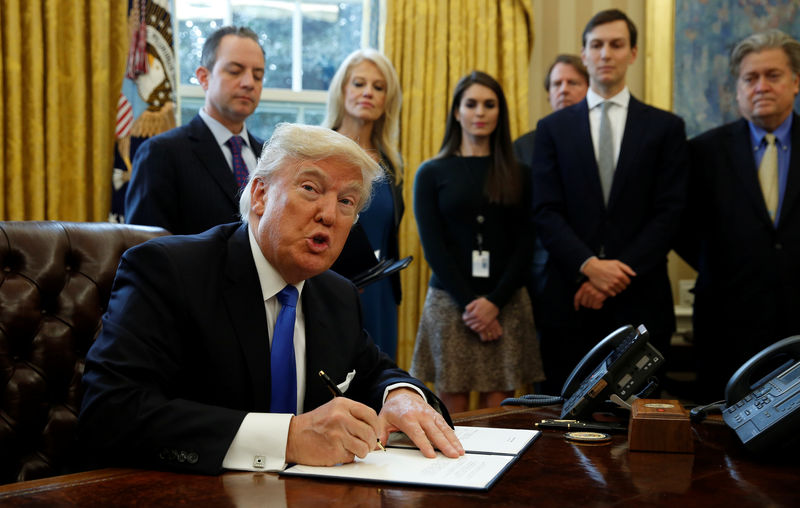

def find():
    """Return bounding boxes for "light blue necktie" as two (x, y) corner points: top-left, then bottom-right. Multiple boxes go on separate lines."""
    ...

(597, 101), (615, 205)
(270, 285), (299, 414)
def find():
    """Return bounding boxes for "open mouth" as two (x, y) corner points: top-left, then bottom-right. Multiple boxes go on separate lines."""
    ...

(308, 233), (330, 252)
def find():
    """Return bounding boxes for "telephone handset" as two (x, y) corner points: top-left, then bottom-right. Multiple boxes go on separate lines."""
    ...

(722, 335), (800, 453)
(559, 324), (664, 419)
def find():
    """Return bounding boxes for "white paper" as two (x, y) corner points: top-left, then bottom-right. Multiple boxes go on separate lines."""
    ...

(387, 426), (539, 456)
(282, 447), (515, 490)
(281, 426), (540, 490)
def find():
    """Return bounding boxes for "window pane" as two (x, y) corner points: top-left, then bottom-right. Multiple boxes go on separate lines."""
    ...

(177, 19), (225, 86)
(301, 2), (363, 90)
(233, 2), (294, 89)
(301, 107), (325, 126)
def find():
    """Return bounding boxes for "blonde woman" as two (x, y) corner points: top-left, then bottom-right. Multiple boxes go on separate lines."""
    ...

(324, 49), (404, 359)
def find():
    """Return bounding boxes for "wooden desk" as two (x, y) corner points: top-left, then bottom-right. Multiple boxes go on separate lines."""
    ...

(1, 406), (796, 507)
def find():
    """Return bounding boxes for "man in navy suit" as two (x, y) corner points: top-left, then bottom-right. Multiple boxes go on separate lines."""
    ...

(676, 30), (800, 402)
(125, 26), (265, 235)
(532, 9), (688, 391)
(79, 124), (464, 474)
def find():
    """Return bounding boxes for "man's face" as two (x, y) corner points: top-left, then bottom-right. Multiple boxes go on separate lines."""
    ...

(736, 47), (800, 132)
(196, 35), (264, 132)
(548, 62), (589, 110)
(581, 20), (637, 97)
(248, 158), (364, 284)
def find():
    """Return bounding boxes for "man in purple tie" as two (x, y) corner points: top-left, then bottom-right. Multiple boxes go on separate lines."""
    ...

(125, 26), (265, 235)
(80, 123), (464, 474)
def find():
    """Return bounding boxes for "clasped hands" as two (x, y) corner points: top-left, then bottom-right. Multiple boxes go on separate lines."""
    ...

(286, 388), (464, 466)
(462, 296), (502, 341)
(574, 258), (637, 310)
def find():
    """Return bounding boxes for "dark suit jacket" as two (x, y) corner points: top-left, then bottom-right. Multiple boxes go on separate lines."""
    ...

(532, 96), (688, 344)
(78, 223), (443, 475)
(675, 115), (800, 386)
(125, 114), (264, 235)
(514, 129), (537, 166)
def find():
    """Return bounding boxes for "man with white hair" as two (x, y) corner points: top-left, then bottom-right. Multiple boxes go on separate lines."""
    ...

(80, 124), (463, 474)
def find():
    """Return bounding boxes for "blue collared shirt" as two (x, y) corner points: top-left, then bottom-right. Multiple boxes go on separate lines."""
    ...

(748, 114), (793, 225)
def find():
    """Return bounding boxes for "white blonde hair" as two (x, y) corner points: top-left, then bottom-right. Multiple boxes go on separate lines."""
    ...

(322, 48), (403, 183)
(239, 123), (383, 223)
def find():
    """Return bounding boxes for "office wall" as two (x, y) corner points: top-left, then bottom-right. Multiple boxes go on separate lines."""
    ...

(526, 0), (647, 129)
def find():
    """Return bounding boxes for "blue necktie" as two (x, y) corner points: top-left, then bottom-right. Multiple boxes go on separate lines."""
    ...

(270, 285), (299, 414)
(227, 135), (249, 189)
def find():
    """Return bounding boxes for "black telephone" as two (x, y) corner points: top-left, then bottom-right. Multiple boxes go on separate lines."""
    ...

(722, 335), (800, 453)
(559, 324), (664, 419)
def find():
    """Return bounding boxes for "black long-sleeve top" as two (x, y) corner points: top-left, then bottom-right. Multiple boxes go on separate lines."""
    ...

(413, 155), (534, 310)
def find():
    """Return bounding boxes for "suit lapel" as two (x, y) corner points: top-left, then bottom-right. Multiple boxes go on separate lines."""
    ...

(187, 115), (239, 207)
(778, 113), (800, 227)
(300, 278), (339, 412)
(611, 96), (646, 208)
(248, 132), (264, 159)
(570, 101), (605, 204)
(222, 224), (271, 410)
(727, 119), (775, 226)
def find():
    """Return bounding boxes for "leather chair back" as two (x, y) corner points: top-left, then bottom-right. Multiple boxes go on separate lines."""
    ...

(0, 221), (169, 484)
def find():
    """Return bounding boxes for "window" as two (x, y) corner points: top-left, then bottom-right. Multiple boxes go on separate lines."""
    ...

(175, 0), (380, 140)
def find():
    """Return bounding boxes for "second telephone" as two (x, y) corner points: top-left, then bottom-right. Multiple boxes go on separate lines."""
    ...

(722, 335), (800, 453)
(560, 324), (664, 419)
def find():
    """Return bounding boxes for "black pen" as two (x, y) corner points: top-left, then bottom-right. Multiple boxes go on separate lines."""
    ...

(318, 370), (386, 451)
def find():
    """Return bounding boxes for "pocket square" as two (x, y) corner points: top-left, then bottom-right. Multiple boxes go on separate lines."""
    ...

(337, 370), (356, 394)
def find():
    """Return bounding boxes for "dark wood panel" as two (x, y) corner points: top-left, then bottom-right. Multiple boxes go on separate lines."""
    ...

(1, 406), (796, 507)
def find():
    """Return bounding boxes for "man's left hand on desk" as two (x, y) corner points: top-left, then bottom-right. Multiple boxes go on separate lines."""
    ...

(379, 388), (465, 459)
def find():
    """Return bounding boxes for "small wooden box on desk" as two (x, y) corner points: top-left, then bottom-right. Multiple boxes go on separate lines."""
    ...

(628, 399), (694, 453)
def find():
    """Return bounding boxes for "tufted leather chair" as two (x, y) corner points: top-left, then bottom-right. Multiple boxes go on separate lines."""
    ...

(0, 221), (169, 484)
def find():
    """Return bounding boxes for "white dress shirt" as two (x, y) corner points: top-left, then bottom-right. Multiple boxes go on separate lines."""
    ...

(198, 108), (258, 173)
(586, 86), (630, 171)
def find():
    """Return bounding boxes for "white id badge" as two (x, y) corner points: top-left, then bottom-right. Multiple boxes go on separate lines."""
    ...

(472, 250), (490, 278)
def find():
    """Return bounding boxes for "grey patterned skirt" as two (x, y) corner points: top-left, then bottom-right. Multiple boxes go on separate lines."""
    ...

(410, 286), (545, 393)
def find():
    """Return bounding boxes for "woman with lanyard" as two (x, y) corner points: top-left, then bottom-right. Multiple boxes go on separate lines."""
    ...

(411, 71), (544, 412)
(323, 49), (404, 359)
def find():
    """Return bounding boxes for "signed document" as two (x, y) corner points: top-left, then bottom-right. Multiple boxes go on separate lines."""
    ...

(280, 426), (540, 490)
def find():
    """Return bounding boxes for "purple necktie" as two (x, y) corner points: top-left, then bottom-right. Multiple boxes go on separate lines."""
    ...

(227, 135), (249, 189)
(270, 285), (299, 414)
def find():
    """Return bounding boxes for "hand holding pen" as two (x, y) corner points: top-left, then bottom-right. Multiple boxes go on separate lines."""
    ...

(283, 373), (386, 466)
(319, 370), (386, 451)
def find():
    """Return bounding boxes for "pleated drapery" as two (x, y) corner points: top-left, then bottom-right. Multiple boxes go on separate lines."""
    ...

(385, 0), (534, 370)
(0, 1), (128, 220)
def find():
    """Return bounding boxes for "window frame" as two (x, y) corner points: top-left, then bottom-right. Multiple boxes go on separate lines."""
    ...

(173, 0), (379, 128)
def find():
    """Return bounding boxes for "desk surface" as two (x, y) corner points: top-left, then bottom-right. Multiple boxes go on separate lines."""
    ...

(1, 406), (796, 507)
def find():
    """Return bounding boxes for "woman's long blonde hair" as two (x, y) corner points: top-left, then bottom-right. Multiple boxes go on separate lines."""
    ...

(322, 48), (403, 183)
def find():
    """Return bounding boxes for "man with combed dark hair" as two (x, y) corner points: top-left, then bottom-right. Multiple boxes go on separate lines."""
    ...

(125, 26), (266, 235)
(532, 9), (688, 392)
(80, 123), (464, 474)
(676, 29), (800, 401)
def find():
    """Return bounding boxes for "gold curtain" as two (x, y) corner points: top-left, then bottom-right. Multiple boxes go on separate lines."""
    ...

(0, 1), (128, 221)
(385, 0), (534, 370)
